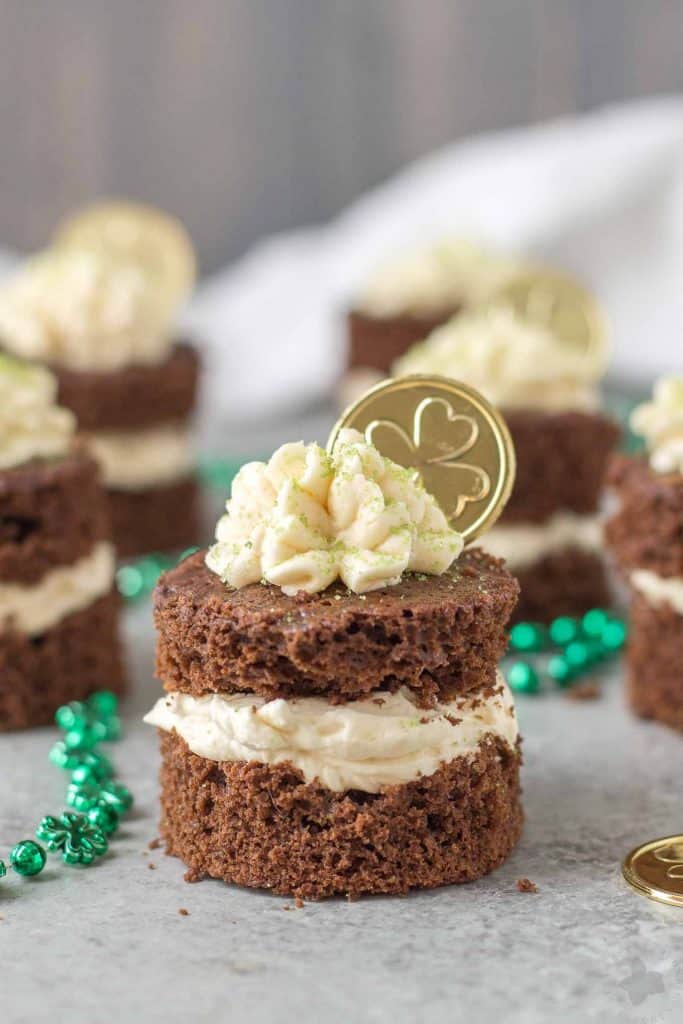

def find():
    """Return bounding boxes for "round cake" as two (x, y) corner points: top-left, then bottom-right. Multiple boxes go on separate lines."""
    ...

(393, 305), (619, 622)
(146, 426), (522, 898)
(0, 204), (201, 558)
(0, 357), (124, 730)
(606, 379), (683, 731)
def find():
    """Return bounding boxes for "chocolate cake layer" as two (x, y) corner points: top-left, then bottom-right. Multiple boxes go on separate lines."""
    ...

(52, 342), (199, 432)
(154, 548), (519, 704)
(626, 592), (683, 732)
(0, 451), (109, 584)
(606, 455), (683, 578)
(0, 589), (125, 731)
(502, 409), (620, 524)
(347, 309), (454, 374)
(109, 476), (201, 558)
(511, 546), (610, 624)
(158, 730), (522, 899)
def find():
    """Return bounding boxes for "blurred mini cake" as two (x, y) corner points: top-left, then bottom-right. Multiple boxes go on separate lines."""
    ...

(0, 355), (123, 731)
(606, 377), (683, 731)
(146, 402), (522, 899)
(394, 287), (620, 622)
(344, 238), (516, 396)
(0, 202), (201, 558)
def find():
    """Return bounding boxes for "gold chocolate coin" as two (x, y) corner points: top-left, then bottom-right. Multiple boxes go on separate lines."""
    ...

(485, 268), (608, 371)
(54, 200), (196, 309)
(328, 375), (516, 543)
(623, 835), (683, 908)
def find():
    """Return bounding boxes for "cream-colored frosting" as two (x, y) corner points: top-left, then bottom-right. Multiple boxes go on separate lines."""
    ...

(631, 569), (683, 616)
(86, 422), (193, 490)
(355, 239), (515, 318)
(0, 355), (75, 470)
(144, 675), (518, 794)
(393, 308), (601, 412)
(0, 247), (176, 372)
(205, 428), (463, 596)
(0, 541), (115, 635)
(630, 376), (683, 475)
(481, 512), (603, 571)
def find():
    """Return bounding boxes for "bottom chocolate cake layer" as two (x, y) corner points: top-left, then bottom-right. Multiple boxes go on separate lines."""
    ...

(0, 589), (125, 731)
(108, 476), (201, 558)
(512, 547), (611, 624)
(627, 592), (683, 732)
(158, 731), (523, 899)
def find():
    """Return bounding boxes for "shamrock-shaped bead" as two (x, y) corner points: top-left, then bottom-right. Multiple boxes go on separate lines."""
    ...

(36, 813), (108, 866)
(54, 691), (122, 744)
(10, 840), (47, 876)
(0, 859), (6, 879)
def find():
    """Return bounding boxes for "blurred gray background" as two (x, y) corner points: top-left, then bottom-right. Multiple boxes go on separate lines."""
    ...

(1, 0), (682, 273)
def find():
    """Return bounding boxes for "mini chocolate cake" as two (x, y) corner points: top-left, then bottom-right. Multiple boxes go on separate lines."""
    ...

(0, 203), (202, 558)
(606, 395), (683, 733)
(394, 306), (620, 623)
(344, 239), (515, 396)
(0, 360), (124, 731)
(146, 428), (522, 899)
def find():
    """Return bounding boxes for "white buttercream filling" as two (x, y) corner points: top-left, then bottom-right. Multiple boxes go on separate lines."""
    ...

(480, 512), (602, 571)
(631, 569), (683, 615)
(0, 541), (116, 635)
(144, 676), (518, 794)
(86, 422), (194, 490)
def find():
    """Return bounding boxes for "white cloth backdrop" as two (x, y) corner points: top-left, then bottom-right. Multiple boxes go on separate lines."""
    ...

(188, 97), (683, 425)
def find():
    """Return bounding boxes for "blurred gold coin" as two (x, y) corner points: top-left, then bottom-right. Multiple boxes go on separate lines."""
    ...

(54, 200), (196, 309)
(485, 268), (608, 371)
(623, 835), (683, 908)
(328, 374), (516, 543)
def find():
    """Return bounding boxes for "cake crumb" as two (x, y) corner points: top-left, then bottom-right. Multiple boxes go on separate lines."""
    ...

(294, 897), (304, 909)
(565, 682), (601, 701)
(516, 878), (538, 893)
(148, 862), (157, 870)
(178, 908), (189, 916)
(149, 837), (162, 850)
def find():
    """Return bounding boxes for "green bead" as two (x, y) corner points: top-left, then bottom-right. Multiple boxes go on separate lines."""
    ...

(548, 654), (574, 686)
(88, 690), (118, 719)
(138, 556), (163, 590)
(116, 564), (144, 600)
(510, 622), (548, 653)
(87, 804), (120, 836)
(63, 724), (101, 752)
(581, 608), (610, 638)
(565, 641), (591, 671)
(70, 764), (100, 786)
(66, 781), (102, 813)
(99, 780), (133, 815)
(177, 546), (199, 564)
(602, 619), (627, 651)
(549, 616), (580, 646)
(10, 840), (46, 877)
(506, 660), (540, 694)
(0, 860), (6, 879)
(55, 700), (88, 731)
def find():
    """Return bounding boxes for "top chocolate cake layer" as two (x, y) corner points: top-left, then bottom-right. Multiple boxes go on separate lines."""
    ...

(501, 408), (620, 524)
(0, 449), (110, 584)
(347, 309), (454, 373)
(605, 454), (683, 577)
(154, 548), (518, 704)
(52, 341), (200, 431)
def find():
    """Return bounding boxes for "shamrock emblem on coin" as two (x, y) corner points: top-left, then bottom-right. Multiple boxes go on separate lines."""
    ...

(365, 396), (491, 521)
